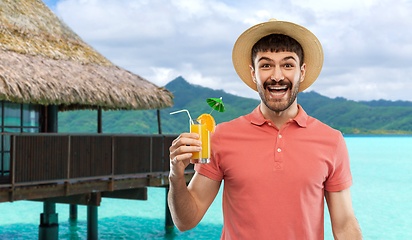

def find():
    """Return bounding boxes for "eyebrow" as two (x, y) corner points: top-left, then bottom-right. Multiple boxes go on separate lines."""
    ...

(257, 55), (298, 63)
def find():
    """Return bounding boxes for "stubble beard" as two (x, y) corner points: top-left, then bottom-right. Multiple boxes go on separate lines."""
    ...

(257, 78), (300, 113)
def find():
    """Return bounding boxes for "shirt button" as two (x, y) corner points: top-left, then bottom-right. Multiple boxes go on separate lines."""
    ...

(277, 148), (281, 152)
(279, 135), (282, 138)
(268, 122), (272, 126)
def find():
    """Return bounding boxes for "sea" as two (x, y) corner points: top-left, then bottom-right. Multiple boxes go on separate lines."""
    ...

(0, 136), (411, 239)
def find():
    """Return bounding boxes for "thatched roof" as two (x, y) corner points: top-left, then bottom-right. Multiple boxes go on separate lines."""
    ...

(0, 0), (173, 111)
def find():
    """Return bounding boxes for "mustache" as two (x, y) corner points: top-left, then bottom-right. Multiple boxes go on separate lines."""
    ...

(263, 79), (292, 89)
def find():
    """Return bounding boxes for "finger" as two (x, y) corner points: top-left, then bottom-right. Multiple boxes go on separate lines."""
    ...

(171, 153), (193, 164)
(170, 145), (201, 160)
(170, 136), (202, 152)
(176, 145), (202, 155)
(172, 133), (200, 145)
(181, 132), (200, 139)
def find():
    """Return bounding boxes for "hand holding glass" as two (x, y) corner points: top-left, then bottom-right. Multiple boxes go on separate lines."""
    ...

(170, 108), (217, 164)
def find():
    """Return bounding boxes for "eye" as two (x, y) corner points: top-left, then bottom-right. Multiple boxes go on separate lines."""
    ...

(259, 63), (271, 69)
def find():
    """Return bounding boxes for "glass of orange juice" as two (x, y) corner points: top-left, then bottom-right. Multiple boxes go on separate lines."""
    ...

(190, 118), (211, 164)
(170, 110), (216, 164)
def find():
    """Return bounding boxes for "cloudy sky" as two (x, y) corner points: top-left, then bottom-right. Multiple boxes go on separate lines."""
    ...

(43, 0), (412, 102)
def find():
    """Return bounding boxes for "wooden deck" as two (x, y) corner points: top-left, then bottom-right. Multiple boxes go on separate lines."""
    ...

(0, 133), (194, 205)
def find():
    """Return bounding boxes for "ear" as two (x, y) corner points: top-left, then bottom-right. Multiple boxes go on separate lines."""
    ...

(300, 63), (306, 83)
(249, 65), (256, 83)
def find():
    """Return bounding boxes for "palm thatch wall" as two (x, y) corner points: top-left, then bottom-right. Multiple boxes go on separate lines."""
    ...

(0, 0), (173, 111)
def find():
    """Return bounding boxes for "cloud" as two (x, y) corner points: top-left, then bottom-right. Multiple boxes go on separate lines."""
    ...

(315, 66), (412, 101)
(53, 0), (412, 101)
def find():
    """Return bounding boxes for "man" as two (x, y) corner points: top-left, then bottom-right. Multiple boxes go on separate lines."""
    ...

(168, 19), (362, 239)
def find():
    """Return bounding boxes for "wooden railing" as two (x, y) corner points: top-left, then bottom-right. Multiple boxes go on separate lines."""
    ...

(1, 133), (192, 188)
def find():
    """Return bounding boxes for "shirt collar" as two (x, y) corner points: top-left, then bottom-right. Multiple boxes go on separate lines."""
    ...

(250, 104), (308, 128)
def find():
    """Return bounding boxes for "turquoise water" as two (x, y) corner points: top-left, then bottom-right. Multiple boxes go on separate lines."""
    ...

(0, 136), (411, 239)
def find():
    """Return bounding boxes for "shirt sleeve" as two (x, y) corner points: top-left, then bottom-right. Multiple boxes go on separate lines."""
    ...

(194, 124), (224, 182)
(324, 133), (353, 192)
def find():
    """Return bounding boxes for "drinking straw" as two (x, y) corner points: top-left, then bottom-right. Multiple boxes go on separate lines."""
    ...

(170, 109), (193, 123)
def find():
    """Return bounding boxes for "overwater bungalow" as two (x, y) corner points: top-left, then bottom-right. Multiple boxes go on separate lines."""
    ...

(0, 1), (192, 239)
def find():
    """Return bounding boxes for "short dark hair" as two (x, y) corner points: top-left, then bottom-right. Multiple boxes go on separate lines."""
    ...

(251, 34), (304, 68)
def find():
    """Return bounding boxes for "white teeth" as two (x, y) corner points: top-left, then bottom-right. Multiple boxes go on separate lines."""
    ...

(268, 86), (287, 90)
(268, 85), (287, 96)
(270, 91), (286, 96)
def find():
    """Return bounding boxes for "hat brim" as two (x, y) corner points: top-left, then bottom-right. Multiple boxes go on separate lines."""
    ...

(232, 20), (324, 93)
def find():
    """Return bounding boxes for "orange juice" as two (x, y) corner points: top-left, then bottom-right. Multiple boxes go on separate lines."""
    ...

(190, 119), (211, 164)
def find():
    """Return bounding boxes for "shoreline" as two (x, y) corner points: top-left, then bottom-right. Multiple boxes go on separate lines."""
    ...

(343, 134), (412, 137)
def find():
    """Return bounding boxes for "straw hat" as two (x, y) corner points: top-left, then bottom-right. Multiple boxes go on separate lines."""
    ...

(232, 19), (324, 92)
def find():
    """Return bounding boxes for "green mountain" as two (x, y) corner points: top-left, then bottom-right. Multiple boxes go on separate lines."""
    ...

(358, 99), (412, 107)
(298, 92), (412, 134)
(58, 76), (412, 135)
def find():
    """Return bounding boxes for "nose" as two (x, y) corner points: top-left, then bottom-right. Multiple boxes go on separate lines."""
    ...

(271, 66), (284, 82)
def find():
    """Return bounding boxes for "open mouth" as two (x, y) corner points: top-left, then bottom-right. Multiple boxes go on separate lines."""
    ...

(267, 85), (288, 96)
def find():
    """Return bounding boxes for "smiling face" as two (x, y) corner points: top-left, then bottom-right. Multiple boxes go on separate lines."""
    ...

(251, 51), (306, 113)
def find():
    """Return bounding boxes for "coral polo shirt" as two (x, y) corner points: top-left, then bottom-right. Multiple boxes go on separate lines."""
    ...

(195, 105), (353, 240)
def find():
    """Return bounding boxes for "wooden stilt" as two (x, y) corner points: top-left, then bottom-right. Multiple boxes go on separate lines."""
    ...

(165, 187), (174, 231)
(39, 201), (59, 240)
(69, 204), (78, 219)
(98, 107), (103, 134)
(157, 109), (162, 134)
(87, 206), (98, 240)
(85, 108), (101, 240)
(39, 105), (59, 240)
